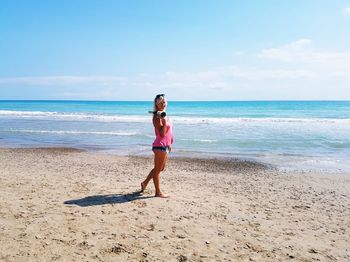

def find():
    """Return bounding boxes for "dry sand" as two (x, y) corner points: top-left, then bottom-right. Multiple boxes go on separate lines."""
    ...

(0, 148), (349, 261)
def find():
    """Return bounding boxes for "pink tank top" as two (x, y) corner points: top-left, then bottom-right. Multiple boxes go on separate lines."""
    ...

(153, 116), (174, 147)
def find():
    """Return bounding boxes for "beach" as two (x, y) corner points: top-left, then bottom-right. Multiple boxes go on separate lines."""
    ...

(0, 148), (349, 261)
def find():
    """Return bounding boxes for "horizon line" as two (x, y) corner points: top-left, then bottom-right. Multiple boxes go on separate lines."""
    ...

(0, 99), (350, 102)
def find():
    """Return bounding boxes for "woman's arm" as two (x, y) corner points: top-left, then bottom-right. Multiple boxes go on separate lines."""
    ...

(153, 116), (167, 137)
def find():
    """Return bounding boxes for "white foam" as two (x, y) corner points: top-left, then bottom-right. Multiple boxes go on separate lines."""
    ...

(0, 110), (150, 123)
(179, 138), (218, 143)
(1, 110), (349, 125)
(172, 116), (350, 125)
(255, 153), (350, 173)
(6, 129), (140, 136)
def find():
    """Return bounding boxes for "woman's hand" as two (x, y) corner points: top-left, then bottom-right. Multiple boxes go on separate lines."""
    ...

(161, 117), (167, 126)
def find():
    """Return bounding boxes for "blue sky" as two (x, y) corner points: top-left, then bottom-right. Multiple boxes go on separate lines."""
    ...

(1, 0), (350, 100)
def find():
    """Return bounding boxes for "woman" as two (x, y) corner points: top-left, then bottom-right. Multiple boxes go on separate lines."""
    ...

(141, 94), (174, 198)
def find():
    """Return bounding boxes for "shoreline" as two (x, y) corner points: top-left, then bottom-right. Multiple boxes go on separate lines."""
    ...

(2, 145), (349, 174)
(1, 100), (349, 175)
(0, 146), (273, 173)
(1, 147), (350, 261)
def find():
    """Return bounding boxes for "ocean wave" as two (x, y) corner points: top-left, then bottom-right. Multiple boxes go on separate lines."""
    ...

(0, 110), (150, 123)
(179, 138), (218, 143)
(172, 116), (350, 124)
(1, 110), (350, 124)
(5, 129), (140, 136)
(324, 141), (350, 149)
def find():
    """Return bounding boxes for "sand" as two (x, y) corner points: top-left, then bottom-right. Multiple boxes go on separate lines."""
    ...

(0, 148), (349, 261)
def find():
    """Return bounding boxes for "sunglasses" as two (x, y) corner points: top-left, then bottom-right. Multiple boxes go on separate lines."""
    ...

(156, 94), (165, 99)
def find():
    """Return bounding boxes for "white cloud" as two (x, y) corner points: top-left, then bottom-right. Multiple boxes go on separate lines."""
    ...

(1, 39), (348, 88)
(223, 66), (317, 79)
(1, 39), (350, 100)
(147, 40), (350, 99)
(259, 39), (350, 72)
(345, 6), (350, 13)
(259, 39), (312, 62)
(0, 75), (124, 85)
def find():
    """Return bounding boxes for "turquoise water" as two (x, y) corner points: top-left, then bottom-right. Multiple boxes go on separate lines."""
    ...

(0, 100), (349, 172)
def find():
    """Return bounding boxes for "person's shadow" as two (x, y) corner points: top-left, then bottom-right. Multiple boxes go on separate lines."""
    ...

(64, 191), (153, 207)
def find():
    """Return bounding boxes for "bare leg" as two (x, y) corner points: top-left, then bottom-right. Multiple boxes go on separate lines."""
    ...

(161, 153), (168, 171)
(141, 168), (154, 192)
(141, 150), (168, 197)
(153, 150), (168, 197)
(141, 150), (168, 194)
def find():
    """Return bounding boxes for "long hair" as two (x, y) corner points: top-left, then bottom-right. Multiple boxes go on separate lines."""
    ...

(153, 94), (165, 112)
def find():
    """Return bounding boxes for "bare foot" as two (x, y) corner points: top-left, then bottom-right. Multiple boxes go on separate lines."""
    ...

(140, 182), (146, 193)
(155, 192), (169, 198)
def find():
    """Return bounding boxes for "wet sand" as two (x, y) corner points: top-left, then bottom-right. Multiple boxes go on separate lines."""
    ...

(0, 148), (349, 261)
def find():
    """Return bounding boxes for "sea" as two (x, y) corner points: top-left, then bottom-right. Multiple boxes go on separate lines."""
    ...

(0, 100), (349, 172)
